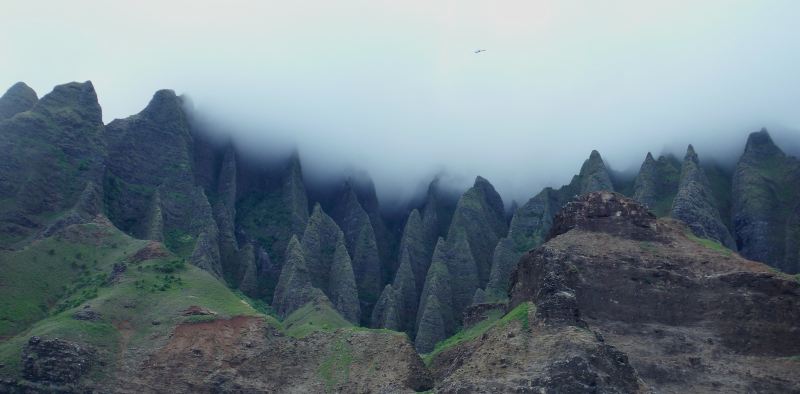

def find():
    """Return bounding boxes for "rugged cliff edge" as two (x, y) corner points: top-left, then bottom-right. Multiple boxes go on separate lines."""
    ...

(429, 192), (800, 393)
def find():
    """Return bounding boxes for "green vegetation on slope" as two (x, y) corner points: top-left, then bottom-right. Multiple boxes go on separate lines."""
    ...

(423, 302), (532, 364)
(0, 222), (259, 382)
(283, 300), (354, 338)
(685, 230), (733, 256)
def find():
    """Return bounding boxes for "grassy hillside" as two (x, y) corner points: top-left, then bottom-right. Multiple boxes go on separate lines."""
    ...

(0, 221), (260, 382)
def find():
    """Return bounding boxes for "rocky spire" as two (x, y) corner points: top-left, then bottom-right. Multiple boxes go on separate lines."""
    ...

(398, 209), (432, 293)
(370, 285), (401, 331)
(331, 181), (382, 321)
(0, 82), (37, 119)
(415, 238), (456, 352)
(632, 152), (681, 216)
(671, 145), (736, 248)
(371, 249), (418, 333)
(575, 150), (614, 194)
(213, 147), (240, 283)
(328, 237), (361, 323)
(446, 176), (507, 286)
(445, 230), (480, 315)
(284, 152), (310, 239)
(733, 128), (800, 273)
(237, 243), (259, 297)
(301, 204), (361, 320)
(272, 236), (327, 318)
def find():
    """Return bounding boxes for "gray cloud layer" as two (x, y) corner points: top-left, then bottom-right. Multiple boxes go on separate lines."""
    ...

(2, 1), (799, 205)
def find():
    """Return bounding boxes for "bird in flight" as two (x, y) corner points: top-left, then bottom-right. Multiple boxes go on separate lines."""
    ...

(474, 49), (486, 54)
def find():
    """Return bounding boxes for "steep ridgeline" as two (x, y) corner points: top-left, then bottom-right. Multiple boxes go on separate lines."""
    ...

(0, 82), (106, 247)
(104, 90), (223, 276)
(671, 145), (736, 248)
(481, 150), (614, 302)
(733, 129), (800, 273)
(632, 152), (681, 217)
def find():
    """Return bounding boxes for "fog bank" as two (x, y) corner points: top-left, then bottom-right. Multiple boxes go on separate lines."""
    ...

(2, 0), (799, 205)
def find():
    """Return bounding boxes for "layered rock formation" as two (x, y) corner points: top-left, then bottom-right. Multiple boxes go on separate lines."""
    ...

(505, 191), (800, 392)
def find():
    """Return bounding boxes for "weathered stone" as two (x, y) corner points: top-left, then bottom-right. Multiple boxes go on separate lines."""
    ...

(22, 336), (96, 386)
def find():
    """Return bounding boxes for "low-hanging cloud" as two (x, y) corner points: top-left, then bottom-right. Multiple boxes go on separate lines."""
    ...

(3, 0), (800, 206)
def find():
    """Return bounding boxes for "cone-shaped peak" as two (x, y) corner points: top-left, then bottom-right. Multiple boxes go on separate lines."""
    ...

(645, 152), (655, 162)
(0, 81), (38, 119)
(683, 144), (701, 165)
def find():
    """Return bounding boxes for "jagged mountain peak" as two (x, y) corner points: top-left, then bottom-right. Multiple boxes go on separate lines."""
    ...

(0, 81), (38, 119)
(743, 128), (782, 158)
(35, 81), (102, 125)
(141, 89), (186, 125)
(685, 144), (698, 162)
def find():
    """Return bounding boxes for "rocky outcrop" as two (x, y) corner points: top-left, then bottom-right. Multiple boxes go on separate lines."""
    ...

(732, 129), (800, 273)
(446, 176), (507, 287)
(506, 191), (800, 392)
(0, 82), (37, 120)
(632, 153), (681, 216)
(671, 145), (735, 248)
(21, 336), (96, 387)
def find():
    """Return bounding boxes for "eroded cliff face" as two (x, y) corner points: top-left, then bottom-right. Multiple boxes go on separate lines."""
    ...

(506, 192), (800, 392)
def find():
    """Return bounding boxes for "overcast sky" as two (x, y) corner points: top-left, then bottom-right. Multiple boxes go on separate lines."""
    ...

(2, 1), (799, 205)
